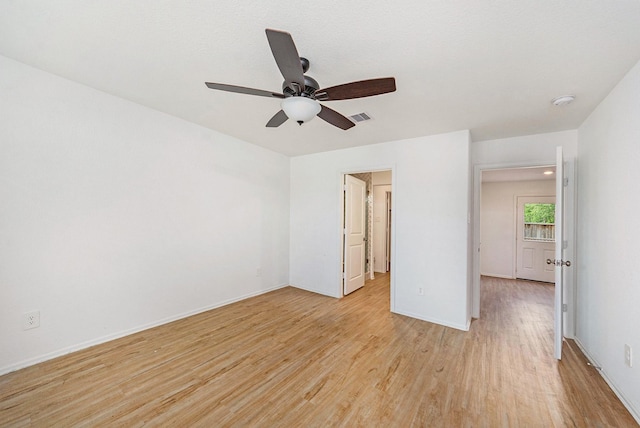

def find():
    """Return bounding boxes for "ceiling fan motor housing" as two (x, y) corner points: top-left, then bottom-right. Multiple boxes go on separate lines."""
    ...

(300, 57), (310, 73)
(282, 76), (319, 97)
(281, 57), (319, 98)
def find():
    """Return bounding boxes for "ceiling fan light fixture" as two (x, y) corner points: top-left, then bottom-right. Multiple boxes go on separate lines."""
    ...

(282, 96), (321, 124)
(551, 95), (575, 106)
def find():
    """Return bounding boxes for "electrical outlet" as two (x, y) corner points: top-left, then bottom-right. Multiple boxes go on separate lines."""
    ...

(23, 310), (40, 330)
(418, 287), (424, 296)
(625, 344), (632, 368)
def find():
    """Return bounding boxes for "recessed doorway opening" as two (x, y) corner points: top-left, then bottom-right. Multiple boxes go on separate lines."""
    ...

(341, 169), (393, 303)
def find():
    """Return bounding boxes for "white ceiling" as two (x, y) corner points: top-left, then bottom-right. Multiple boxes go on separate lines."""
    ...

(1, 1), (640, 156)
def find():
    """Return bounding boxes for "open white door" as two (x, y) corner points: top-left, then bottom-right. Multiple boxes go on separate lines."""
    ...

(553, 146), (565, 360)
(344, 175), (366, 295)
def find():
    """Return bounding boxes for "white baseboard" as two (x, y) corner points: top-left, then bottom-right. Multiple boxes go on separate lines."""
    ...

(392, 308), (470, 331)
(480, 272), (514, 279)
(0, 283), (288, 376)
(289, 283), (340, 298)
(573, 338), (640, 425)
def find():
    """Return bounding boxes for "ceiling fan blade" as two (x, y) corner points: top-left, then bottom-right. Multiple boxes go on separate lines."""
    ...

(265, 29), (305, 93)
(314, 77), (396, 101)
(205, 82), (284, 99)
(317, 105), (355, 130)
(266, 110), (289, 127)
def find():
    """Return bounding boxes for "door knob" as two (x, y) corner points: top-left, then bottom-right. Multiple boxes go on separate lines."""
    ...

(546, 259), (572, 267)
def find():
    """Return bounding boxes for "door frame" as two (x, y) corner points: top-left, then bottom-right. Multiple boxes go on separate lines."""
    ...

(472, 159), (576, 338)
(339, 168), (396, 312)
(372, 184), (392, 274)
(386, 190), (392, 272)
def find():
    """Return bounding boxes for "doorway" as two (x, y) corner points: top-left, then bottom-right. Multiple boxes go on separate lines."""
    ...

(473, 156), (576, 341)
(478, 166), (556, 281)
(515, 196), (556, 283)
(477, 165), (559, 358)
(341, 169), (392, 298)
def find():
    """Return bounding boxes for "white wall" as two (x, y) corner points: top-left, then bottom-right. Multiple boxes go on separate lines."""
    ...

(480, 180), (555, 278)
(577, 59), (640, 419)
(290, 131), (471, 330)
(372, 170), (392, 186)
(0, 56), (291, 374)
(472, 130), (578, 164)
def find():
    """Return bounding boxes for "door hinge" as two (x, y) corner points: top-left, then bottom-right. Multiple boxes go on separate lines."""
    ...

(343, 184), (347, 191)
(563, 177), (569, 187)
(562, 303), (568, 312)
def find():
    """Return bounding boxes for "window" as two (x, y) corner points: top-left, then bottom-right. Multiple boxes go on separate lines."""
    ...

(523, 203), (555, 242)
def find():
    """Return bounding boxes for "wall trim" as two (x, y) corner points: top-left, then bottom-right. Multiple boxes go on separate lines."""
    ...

(392, 309), (470, 332)
(480, 273), (513, 279)
(0, 283), (289, 376)
(573, 338), (640, 425)
(289, 283), (339, 298)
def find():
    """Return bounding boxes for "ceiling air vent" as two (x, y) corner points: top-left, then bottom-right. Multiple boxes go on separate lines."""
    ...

(348, 112), (372, 123)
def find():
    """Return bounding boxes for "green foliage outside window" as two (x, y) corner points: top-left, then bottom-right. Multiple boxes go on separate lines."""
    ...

(524, 203), (555, 224)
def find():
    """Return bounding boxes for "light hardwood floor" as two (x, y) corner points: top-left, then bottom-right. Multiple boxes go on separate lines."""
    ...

(1, 275), (637, 427)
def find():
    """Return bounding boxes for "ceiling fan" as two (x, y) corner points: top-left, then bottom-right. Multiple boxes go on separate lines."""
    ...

(205, 29), (396, 130)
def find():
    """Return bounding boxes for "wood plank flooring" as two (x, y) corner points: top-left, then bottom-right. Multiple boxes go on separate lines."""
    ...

(1, 275), (637, 427)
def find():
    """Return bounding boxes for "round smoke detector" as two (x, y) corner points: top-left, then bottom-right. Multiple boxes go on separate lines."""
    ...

(552, 95), (575, 106)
